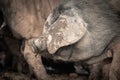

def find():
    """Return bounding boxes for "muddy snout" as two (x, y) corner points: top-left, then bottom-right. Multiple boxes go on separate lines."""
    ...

(28, 37), (47, 53)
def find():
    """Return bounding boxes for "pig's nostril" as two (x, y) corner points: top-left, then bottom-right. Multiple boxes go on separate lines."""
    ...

(28, 39), (40, 53)
(28, 37), (47, 54)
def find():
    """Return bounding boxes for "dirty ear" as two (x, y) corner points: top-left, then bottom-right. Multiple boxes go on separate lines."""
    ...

(44, 8), (87, 54)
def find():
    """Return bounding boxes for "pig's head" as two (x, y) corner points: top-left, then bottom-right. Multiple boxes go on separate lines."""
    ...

(29, 4), (91, 61)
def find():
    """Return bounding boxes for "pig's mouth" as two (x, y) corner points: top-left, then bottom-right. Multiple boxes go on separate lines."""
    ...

(29, 38), (73, 60)
(28, 39), (38, 53)
(28, 36), (47, 54)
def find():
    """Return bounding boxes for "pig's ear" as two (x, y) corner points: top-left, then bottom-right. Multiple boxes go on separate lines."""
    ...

(45, 9), (87, 54)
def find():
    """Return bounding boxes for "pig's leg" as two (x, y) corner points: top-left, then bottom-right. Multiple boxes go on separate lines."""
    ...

(88, 57), (112, 80)
(89, 63), (103, 80)
(109, 36), (120, 80)
(85, 42), (113, 80)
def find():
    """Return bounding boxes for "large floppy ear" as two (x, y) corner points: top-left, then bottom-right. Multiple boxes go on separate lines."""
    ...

(44, 8), (88, 54)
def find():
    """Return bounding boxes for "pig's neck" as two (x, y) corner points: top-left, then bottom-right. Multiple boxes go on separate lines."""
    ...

(73, 31), (96, 61)
(74, 30), (115, 61)
(90, 28), (115, 57)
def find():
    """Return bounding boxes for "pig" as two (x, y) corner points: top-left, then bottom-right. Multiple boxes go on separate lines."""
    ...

(0, 0), (59, 80)
(29, 0), (120, 75)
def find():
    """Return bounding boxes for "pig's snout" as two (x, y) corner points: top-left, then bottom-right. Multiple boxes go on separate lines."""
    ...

(28, 37), (47, 53)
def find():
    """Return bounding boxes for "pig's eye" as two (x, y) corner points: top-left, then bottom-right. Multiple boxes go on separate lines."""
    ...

(58, 5), (72, 14)
(62, 7), (71, 12)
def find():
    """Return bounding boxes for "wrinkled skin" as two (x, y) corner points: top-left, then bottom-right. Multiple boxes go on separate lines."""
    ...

(30, 0), (120, 76)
